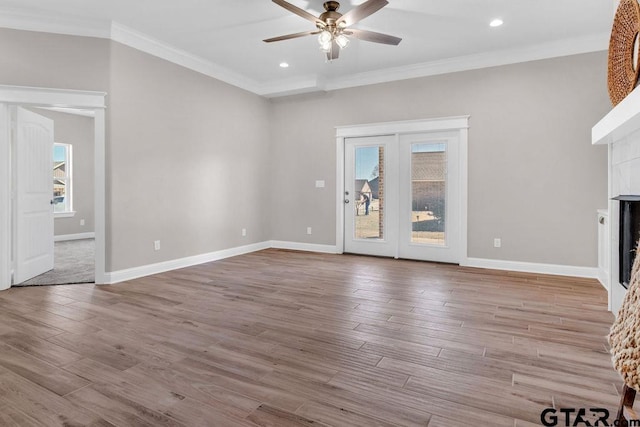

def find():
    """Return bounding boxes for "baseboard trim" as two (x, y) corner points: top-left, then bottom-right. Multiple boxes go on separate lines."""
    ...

(54, 232), (95, 242)
(464, 257), (599, 279)
(104, 240), (339, 284)
(105, 241), (271, 284)
(269, 241), (339, 254)
(597, 271), (610, 291)
(103, 242), (598, 285)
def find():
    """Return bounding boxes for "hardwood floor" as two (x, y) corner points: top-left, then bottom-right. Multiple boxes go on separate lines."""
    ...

(0, 249), (620, 426)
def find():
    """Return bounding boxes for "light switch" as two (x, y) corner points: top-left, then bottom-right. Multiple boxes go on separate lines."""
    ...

(315, 180), (325, 188)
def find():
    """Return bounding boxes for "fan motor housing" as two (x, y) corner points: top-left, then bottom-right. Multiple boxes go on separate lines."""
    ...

(320, 1), (342, 25)
(324, 1), (340, 12)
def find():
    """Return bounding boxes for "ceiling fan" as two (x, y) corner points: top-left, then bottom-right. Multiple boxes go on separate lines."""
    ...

(264, 0), (402, 61)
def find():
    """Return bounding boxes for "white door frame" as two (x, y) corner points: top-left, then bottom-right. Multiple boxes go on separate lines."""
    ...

(335, 116), (470, 265)
(0, 85), (107, 290)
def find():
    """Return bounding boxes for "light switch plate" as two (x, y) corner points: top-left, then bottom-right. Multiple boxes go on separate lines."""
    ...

(315, 180), (325, 188)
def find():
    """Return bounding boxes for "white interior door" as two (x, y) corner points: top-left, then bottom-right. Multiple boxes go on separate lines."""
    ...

(343, 131), (461, 264)
(13, 107), (54, 284)
(398, 132), (460, 263)
(344, 135), (398, 257)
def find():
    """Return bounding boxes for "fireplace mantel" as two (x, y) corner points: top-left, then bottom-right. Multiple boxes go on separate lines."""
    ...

(593, 86), (640, 145)
(592, 85), (640, 313)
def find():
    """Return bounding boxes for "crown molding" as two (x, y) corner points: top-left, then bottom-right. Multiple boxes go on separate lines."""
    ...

(255, 75), (326, 97)
(109, 23), (262, 95)
(0, 11), (610, 99)
(319, 32), (610, 93)
(259, 32), (609, 97)
(0, 11), (262, 95)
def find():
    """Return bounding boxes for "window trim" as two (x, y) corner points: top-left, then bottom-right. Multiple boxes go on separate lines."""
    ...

(55, 211), (76, 218)
(53, 142), (74, 218)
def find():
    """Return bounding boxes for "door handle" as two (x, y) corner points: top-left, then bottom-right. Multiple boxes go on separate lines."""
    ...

(344, 199), (350, 204)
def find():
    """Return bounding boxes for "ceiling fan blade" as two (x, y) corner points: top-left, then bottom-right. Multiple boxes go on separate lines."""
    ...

(337, 0), (389, 27)
(264, 30), (319, 43)
(272, 0), (320, 24)
(327, 40), (340, 61)
(346, 28), (401, 45)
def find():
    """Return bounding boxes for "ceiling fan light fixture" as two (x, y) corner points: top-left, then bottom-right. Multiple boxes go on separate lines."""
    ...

(265, 0), (402, 60)
(336, 34), (349, 49)
(318, 30), (332, 45)
(320, 40), (332, 52)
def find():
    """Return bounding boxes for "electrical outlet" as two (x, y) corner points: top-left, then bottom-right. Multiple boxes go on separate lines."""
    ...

(154, 240), (161, 251)
(242, 228), (247, 237)
(494, 238), (501, 248)
(315, 180), (325, 188)
(80, 219), (85, 226)
(307, 227), (312, 235)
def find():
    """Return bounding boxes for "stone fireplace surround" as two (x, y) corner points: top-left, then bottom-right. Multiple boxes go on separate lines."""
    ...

(593, 85), (640, 313)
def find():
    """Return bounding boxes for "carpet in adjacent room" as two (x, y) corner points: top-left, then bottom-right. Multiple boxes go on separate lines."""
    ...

(16, 238), (95, 286)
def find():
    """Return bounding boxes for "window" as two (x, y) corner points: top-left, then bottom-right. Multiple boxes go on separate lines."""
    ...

(53, 143), (73, 216)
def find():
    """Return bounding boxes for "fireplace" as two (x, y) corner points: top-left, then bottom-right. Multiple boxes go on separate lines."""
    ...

(592, 85), (640, 313)
(614, 196), (640, 289)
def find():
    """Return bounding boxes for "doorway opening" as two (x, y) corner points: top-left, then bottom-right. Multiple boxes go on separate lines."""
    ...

(0, 85), (106, 290)
(13, 107), (96, 286)
(336, 117), (469, 264)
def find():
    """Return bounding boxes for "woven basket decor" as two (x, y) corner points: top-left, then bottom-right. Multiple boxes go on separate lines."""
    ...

(608, 0), (640, 106)
(609, 245), (640, 389)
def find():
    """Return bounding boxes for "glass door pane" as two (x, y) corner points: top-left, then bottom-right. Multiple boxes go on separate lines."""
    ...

(411, 142), (446, 245)
(354, 146), (384, 240)
(344, 135), (398, 258)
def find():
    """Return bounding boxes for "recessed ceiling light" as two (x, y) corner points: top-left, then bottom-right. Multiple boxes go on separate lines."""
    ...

(490, 18), (503, 27)
(279, 62), (289, 68)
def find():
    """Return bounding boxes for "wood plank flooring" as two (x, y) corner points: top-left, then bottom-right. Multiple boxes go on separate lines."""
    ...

(0, 249), (621, 426)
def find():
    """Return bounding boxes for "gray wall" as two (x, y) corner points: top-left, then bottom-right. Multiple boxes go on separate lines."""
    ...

(0, 29), (110, 91)
(107, 42), (271, 271)
(269, 52), (610, 267)
(29, 109), (95, 237)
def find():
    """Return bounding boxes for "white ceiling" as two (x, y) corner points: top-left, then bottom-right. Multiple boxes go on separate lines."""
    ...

(0, 0), (614, 96)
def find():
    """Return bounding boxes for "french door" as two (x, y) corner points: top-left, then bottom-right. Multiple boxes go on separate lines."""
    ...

(344, 131), (461, 264)
(344, 135), (398, 257)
